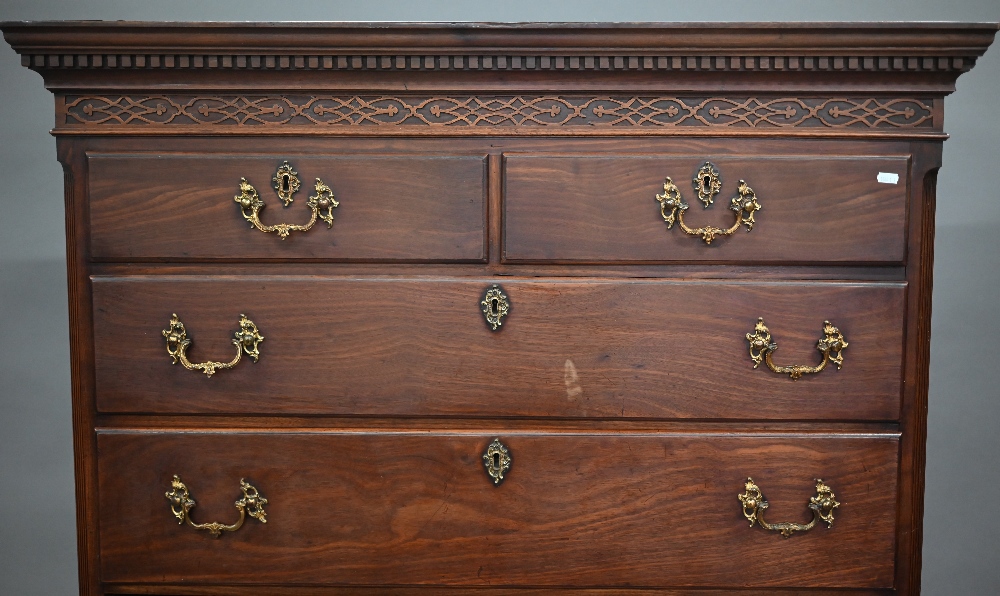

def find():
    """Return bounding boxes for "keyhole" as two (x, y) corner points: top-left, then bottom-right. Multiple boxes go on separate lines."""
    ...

(490, 298), (499, 316)
(280, 174), (290, 193)
(702, 175), (711, 189)
(493, 452), (500, 468)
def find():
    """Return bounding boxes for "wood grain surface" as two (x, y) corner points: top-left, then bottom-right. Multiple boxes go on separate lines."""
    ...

(88, 154), (487, 261)
(100, 587), (898, 596)
(92, 277), (905, 420)
(7, 19), (989, 595)
(96, 430), (899, 588)
(504, 154), (908, 263)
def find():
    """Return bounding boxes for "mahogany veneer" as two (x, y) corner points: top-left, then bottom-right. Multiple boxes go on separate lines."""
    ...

(3, 21), (997, 595)
(97, 431), (899, 588)
(92, 278), (905, 419)
(88, 154), (488, 261)
(504, 152), (909, 263)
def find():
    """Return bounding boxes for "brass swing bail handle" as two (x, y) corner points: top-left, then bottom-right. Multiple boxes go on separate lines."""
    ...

(655, 161), (761, 245)
(165, 475), (268, 538)
(162, 313), (264, 377)
(738, 477), (840, 538)
(746, 317), (848, 380)
(235, 160), (339, 239)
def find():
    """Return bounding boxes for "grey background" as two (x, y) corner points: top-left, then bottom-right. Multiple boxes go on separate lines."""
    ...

(1, 0), (997, 593)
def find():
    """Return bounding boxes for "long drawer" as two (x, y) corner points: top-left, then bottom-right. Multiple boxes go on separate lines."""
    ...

(504, 154), (909, 263)
(87, 153), (487, 261)
(92, 277), (905, 420)
(97, 430), (899, 589)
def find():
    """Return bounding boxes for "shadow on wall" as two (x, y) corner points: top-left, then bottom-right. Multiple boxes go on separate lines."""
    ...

(924, 222), (1000, 595)
(0, 258), (76, 595)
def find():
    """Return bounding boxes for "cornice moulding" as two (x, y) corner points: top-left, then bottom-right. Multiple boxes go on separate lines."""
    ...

(3, 22), (996, 78)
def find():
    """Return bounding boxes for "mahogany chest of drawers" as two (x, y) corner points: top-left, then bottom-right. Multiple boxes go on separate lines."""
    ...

(3, 21), (996, 595)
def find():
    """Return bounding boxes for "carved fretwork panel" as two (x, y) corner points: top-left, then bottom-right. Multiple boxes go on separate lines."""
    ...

(62, 95), (935, 132)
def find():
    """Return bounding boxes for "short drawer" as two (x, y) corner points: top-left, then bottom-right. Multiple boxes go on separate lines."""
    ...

(504, 154), (908, 263)
(87, 153), (487, 261)
(93, 277), (904, 420)
(97, 430), (899, 589)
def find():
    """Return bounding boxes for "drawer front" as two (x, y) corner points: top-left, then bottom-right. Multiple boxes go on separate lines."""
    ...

(88, 154), (487, 261)
(93, 277), (904, 420)
(97, 430), (899, 588)
(504, 154), (908, 263)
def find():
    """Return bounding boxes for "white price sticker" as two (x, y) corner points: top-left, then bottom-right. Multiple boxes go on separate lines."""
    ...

(877, 172), (900, 184)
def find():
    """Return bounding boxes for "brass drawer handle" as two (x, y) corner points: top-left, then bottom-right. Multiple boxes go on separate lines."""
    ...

(746, 317), (847, 380)
(738, 477), (839, 538)
(162, 313), (263, 377)
(481, 284), (510, 331)
(165, 475), (267, 538)
(483, 438), (511, 485)
(655, 161), (761, 245)
(234, 161), (339, 239)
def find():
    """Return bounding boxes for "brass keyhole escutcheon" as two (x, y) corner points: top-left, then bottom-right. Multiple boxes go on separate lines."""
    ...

(694, 161), (722, 207)
(480, 284), (510, 331)
(272, 161), (301, 207)
(483, 438), (512, 485)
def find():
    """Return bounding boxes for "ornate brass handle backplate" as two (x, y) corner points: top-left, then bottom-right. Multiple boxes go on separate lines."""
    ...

(162, 313), (263, 377)
(234, 161), (339, 239)
(655, 161), (761, 244)
(165, 475), (267, 538)
(746, 317), (847, 380)
(738, 477), (839, 538)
